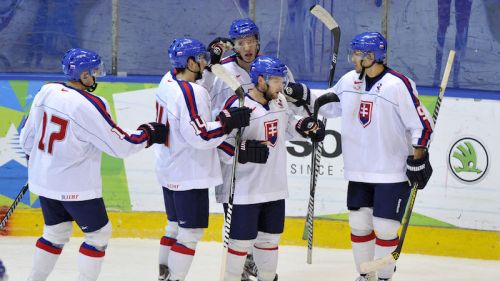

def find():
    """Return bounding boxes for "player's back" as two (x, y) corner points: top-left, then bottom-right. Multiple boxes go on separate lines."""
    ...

(155, 72), (224, 191)
(21, 83), (106, 200)
(20, 83), (146, 201)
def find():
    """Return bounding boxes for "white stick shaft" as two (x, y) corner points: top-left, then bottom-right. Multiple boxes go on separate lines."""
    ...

(433, 50), (455, 123)
(439, 50), (455, 99)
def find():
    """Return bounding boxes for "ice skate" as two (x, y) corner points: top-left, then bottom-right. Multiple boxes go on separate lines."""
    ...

(158, 264), (170, 281)
(355, 272), (376, 281)
(241, 254), (258, 281)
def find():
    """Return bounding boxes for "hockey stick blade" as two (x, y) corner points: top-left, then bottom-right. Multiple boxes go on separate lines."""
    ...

(310, 4), (339, 31)
(211, 64), (245, 100)
(313, 92), (339, 119)
(360, 253), (397, 273)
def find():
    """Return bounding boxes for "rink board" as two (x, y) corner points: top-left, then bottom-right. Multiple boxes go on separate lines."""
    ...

(2, 209), (499, 261)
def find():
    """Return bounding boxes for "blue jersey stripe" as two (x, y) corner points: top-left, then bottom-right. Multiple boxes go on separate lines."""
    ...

(222, 95), (239, 110)
(63, 83), (147, 144)
(387, 70), (432, 146)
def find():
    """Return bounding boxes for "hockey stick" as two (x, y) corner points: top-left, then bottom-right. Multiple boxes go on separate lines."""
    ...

(305, 4), (341, 264)
(0, 182), (29, 230)
(211, 64), (246, 281)
(360, 50), (456, 273)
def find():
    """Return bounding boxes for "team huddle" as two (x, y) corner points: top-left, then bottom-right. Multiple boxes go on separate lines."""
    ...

(18, 17), (433, 281)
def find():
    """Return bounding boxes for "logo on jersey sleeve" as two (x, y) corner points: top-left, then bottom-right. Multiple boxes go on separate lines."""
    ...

(264, 119), (279, 147)
(359, 100), (373, 127)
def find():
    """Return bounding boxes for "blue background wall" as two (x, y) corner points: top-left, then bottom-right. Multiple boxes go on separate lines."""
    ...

(0, 0), (498, 91)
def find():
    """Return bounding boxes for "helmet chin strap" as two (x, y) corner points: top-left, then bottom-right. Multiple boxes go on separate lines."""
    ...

(234, 49), (255, 64)
(358, 59), (376, 80)
(233, 40), (260, 64)
(186, 63), (203, 80)
(257, 82), (273, 102)
(81, 76), (98, 92)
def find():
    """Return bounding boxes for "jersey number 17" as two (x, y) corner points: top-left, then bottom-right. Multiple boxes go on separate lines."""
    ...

(38, 112), (68, 154)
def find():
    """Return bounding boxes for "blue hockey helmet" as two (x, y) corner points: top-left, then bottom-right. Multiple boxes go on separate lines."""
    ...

(62, 48), (105, 81)
(250, 56), (288, 85)
(350, 32), (387, 62)
(228, 18), (259, 40)
(168, 38), (210, 68)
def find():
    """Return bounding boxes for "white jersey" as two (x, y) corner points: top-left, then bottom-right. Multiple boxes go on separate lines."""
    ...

(19, 83), (148, 201)
(215, 93), (302, 205)
(315, 68), (434, 183)
(155, 71), (227, 191)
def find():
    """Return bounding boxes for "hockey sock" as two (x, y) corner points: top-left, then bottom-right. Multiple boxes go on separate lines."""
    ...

(351, 231), (376, 273)
(375, 236), (398, 279)
(159, 236), (177, 267)
(168, 242), (196, 280)
(225, 239), (253, 281)
(78, 242), (105, 281)
(27, 237), (63, 281)
(253, 244), (279, 281)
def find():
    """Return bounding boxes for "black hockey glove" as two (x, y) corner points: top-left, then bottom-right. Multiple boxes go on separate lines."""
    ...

(207, 37), (233, 67)
(283, 82), (311, 106)
(218, 107), (252, 134)
(238, 140), (269, 164)
(406, 151), (433, 189)
(138, 122), (167, 148)
(296, 117), (325, 142)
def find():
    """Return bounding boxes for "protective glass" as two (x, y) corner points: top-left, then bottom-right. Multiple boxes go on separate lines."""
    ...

(267, 75), (288, 89)
(347, 50), (373, 63)
(90, 62), (106, 77)
(234, 37), (258, 50)
(195, 52), (211, 65)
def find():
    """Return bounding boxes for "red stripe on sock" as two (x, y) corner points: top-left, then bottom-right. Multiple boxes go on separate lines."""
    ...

(228, 248), (247, 256)
(351, 231), (376, 243)
(79, 246), (105, 257)
(36, 240), (62, 255)
(160, 236), (176, 246)
(171, 243), (195, 256)
(376, 237), (399, 247)
(254, 245), (278, 251)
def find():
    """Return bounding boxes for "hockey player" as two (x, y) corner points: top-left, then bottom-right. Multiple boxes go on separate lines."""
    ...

(217, 56), (325, 281)
(155, 38), (252, 281)
(203, 17), (262, 119)
(284, 32), (434, 281)
(19, 48), (167, 281)
(205, 18), (308, 280)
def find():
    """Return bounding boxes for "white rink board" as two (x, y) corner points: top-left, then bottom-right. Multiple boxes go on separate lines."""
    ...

(113, 89), (500, 231)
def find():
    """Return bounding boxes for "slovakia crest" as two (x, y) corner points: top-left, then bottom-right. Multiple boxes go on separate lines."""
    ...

(264, 119), (279, 147)
(359, 100), (373, 127)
